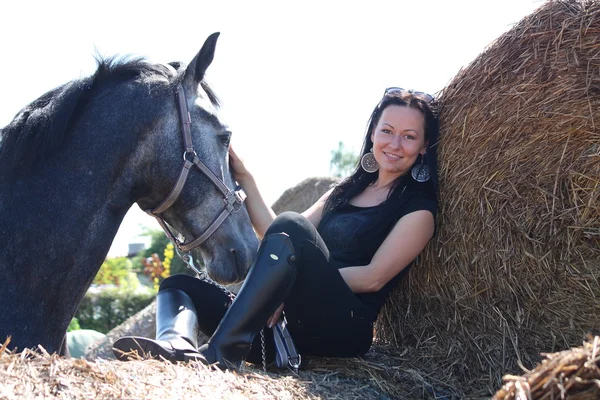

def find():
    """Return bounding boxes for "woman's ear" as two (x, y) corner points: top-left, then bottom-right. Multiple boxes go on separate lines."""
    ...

(420, 141), (429, 155)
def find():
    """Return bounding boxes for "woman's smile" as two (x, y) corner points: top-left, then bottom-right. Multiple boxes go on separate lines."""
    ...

(383, 151), (401, 161)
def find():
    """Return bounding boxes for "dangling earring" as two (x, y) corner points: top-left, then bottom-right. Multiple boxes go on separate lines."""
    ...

(361, 148), (379, 173)
(411, 153), (430, 182)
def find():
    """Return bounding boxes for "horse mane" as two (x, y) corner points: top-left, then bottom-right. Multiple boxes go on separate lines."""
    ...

(0, 56), (188, 177)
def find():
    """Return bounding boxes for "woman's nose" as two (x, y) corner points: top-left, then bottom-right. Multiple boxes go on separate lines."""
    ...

(389, 135), (402, 148)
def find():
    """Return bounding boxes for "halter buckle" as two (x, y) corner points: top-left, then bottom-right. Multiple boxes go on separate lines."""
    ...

(224, 186), (246, 213)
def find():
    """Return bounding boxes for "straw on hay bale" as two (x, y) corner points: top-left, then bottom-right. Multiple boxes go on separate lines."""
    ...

(378, 0), (600, 396)
(271, 177), (338, 215)
(493, 336), (600, 400)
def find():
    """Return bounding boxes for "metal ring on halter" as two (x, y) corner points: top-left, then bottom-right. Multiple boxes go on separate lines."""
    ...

(183, 150), (198, 162)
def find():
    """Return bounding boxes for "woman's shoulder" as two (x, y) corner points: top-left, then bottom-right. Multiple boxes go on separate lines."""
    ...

(391, 184), (437, 219)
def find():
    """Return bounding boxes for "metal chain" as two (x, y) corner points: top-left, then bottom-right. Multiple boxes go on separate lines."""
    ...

(260, 329), (266, 372)
(175, 248), (267, 372)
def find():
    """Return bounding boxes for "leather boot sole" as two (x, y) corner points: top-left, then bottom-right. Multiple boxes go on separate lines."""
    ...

(113, 336), (198, 363)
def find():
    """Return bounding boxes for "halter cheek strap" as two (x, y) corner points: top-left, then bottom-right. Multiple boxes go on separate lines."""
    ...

(146, 85), (246, 252)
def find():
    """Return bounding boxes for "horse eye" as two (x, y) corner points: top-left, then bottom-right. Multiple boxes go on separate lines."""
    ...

(220, 133), (231, 146)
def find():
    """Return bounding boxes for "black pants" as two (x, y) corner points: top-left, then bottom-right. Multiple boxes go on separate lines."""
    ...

(162, 212), (377, 362)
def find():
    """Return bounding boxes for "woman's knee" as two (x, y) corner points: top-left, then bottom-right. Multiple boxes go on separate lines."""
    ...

(265, 211), (314, 240)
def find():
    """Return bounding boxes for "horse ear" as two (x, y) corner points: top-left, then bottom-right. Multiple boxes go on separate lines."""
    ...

(184, 32), (220, 84)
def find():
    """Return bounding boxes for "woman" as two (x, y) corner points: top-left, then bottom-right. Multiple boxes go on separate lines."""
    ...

(113, 87), (439, 368)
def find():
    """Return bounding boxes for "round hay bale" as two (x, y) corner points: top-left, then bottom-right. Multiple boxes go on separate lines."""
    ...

(378, 0), (600, 396)
(271, 177), (338, 215)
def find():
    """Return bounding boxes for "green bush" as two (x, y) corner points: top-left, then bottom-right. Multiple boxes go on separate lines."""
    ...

(94, 257), (142, 288)
(141, 229), (196, 277)
(67, 317), (81, 332)
(74, 288), (155, 334)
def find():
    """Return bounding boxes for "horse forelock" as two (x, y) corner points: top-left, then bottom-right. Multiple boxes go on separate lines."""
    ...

(0, 56), (179, 179)
(200, 80), (221, 108)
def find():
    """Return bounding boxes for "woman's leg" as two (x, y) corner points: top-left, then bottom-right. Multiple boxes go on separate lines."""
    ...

(163, 274), (277, 365)
(196, 231), (296, 368)
(160, 275), (232, 338)
(112, 285), (200, 362)
(264, 212), (377, 358)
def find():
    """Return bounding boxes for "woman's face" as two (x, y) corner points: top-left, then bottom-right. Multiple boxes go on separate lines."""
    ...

(371, 105), (428, 179)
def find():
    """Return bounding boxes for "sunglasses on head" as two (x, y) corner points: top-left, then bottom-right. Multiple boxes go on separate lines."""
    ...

(384, 87), (435, 103)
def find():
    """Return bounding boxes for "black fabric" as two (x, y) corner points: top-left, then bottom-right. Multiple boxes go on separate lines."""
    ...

(160, 274), (276, 364)
(318, 187), (437, 312)
(262, 212), (376, 357)
(160, 275), (232, 338)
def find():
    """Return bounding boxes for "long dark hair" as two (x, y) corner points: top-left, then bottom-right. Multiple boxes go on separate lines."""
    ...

(322, 90), (440, 217)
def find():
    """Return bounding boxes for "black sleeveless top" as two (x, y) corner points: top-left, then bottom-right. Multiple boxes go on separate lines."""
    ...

(317, 186), (437, 314)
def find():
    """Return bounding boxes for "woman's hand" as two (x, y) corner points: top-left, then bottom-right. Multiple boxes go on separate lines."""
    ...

(228, 143), (252, 186)
(267, 303), (284, 328)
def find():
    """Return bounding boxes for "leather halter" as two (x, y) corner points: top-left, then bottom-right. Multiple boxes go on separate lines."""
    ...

(146, 85), (246, 252)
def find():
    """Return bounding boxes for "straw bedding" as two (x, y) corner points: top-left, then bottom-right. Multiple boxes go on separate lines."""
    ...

(0, 338), (460, 399)
(377, 0), (600, 396)
(493, 335), (600, 400)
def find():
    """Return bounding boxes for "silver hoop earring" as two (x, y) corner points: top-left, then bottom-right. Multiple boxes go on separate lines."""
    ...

(361, 148), (379, 173)
(411, 154), (430, 182)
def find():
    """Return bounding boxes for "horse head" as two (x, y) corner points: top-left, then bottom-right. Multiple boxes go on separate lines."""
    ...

(135, 33), (259, 284)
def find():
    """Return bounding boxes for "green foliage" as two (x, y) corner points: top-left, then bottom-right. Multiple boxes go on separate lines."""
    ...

(330, 141), (359, 178)
(141, 229), (171, 259)
(67, 317), (81, 332)
(140, 229), (195, 277)
(74, 287), (155, 334)
(94, 257), (140, 290)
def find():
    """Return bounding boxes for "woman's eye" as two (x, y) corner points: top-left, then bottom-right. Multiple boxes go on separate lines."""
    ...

(382, 129), (392, 134)
(404, 135), (415, 140)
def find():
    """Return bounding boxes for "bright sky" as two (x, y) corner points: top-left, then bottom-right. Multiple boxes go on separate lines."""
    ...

(0, 0), (544, 257)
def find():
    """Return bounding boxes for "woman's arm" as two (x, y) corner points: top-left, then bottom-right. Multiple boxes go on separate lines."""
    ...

(228, 145), (276, 239)
(339, 210), (435, 293)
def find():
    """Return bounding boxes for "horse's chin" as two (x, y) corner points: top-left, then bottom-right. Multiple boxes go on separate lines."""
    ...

(201, 250), (247, 285)
(206, 264), (244, 285)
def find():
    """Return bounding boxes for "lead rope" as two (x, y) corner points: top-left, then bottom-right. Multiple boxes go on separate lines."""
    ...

(174, 247), (268, 372)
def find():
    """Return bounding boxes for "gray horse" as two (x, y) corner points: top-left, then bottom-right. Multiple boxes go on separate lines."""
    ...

(0, 33), (259, 355)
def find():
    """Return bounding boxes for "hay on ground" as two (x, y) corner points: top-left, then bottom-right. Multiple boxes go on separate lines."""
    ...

(0, 337), (460, 399)
(378, 0), (600, 397)
(493, 336), (600, 400)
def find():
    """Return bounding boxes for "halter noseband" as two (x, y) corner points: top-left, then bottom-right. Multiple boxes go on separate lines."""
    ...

(146, 85), (246, 252)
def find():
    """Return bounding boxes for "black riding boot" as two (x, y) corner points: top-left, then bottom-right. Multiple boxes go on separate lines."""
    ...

(113, 288), (200, 362)
(194, 233), (296, 369)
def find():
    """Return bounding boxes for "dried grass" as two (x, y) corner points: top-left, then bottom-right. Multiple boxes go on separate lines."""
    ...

(0, 337), (459, 399)
(271, 177), (338, 215)
(378, 0), (600, 397)
(493, 335), (600, 400)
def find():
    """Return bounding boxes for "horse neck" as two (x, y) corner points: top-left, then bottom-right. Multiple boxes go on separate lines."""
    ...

(0, 118), (146, 290)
